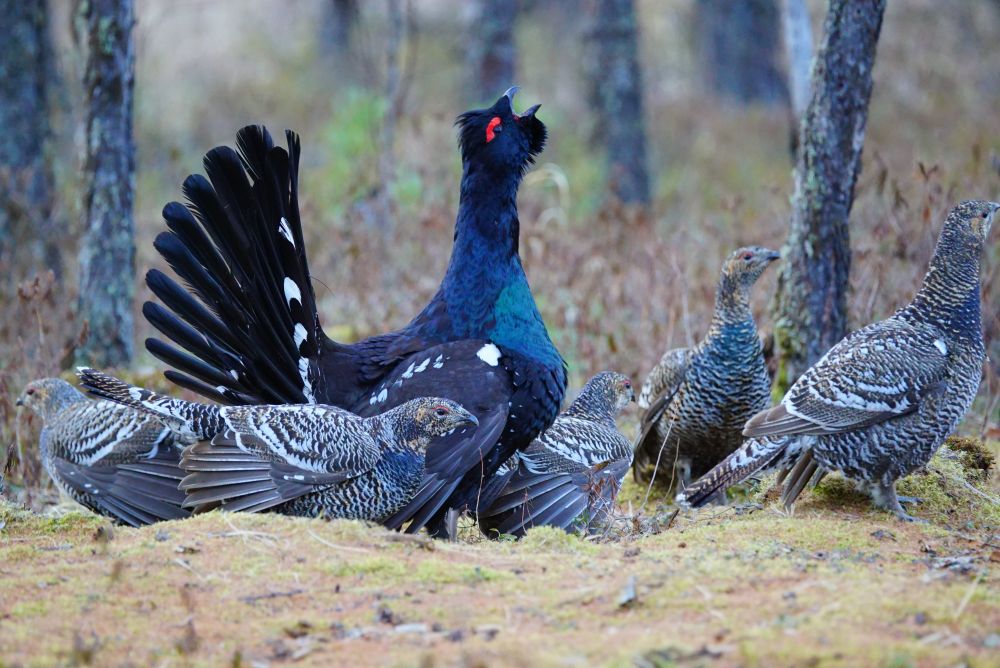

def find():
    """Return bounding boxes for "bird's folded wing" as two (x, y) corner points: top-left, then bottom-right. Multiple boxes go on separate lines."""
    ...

(216, 404), (382, 476)
(49, 402), (183, 467)
(144, 125), (328, 405)
(745, 319), (951, 438)
(632, 360), (688, 481)
(527, 418), (633, 473)
(637, 347), (690, 410)
(482, 457), (629, 536)
(52, 444), (189, 527)
(180, 404), (383, 513)
(354, 340), (513, 531)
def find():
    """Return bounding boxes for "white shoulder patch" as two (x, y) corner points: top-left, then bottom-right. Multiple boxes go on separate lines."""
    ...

(476, 343), (501, 367)
(933, 339), (947, 355)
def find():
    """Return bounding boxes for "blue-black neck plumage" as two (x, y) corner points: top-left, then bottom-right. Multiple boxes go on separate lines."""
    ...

(408, 153), (562, 369)
(908, 242), (983, 343)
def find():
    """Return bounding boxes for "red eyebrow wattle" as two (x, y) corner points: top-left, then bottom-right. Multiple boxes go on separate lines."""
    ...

(486, 117), (501, 143)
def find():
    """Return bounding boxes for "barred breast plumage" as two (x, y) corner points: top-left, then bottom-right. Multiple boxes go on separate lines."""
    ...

(16, 378), (190, 527)
(479, 371), (635, 537)
(77, 369), (478, 522)
(633, 247), (780, 492)
(679, 201), (996, 520)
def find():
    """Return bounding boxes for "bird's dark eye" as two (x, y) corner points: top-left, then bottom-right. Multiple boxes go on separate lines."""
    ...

(623, 380), (631, 390)
(743, 253), (753, 261)
(486, 117), (502, 143)
(434, 405), (451, 417)
(26, 388), (35, 396)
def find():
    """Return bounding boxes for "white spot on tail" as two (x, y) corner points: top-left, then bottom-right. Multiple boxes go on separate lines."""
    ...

(433, 354), (444, 369)
(934, 339), (947, 355)
(377, 388), (388, 403)
(476, 343), (501, 367)
(293, 324), (308, 351)
(414, 358), (430, 374)
(401, 362), (416, 379)
(278, 217), (294, 245)
(283, 277), (302, 306)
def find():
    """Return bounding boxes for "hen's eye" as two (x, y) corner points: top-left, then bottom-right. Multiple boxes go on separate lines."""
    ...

(486, 116), (502, 143)
(26, 388), (35, 396)
(743, 253), (753, 261)
(434, 405), (451, 417)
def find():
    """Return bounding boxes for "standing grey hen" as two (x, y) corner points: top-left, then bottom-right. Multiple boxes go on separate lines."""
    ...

(77, 368), (478, 522)
(479, 372), (635, 537)
(633, 247), (779, 491)
(16, 378), (190, 527)
(678, 201), (997, 520)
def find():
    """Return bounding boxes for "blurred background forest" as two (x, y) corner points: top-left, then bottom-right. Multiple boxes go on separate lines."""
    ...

(1, 0), (999, 507)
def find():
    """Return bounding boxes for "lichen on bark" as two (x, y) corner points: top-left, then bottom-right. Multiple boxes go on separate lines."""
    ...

(75, 0), (136, 368)
(771, 0), (887, 392)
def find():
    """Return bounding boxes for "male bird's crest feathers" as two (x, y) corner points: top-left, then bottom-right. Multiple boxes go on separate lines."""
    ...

(456, 87), (546, 173)
(137, 90), (566, 535)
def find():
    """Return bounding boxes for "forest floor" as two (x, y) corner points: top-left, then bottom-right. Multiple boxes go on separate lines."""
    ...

(1, 441), (998, 668)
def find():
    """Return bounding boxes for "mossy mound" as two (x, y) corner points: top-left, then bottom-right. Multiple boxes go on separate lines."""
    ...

(794, 442), (999, 528)
(943, 435), (995, 482)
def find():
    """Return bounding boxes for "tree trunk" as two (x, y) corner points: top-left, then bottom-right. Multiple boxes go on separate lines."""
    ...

(319, 0), (359, 58)
(694, 0), (789, 106)
(76, 0), (136, 367)
(466, 0), (517, 103)
(781, 0), (814, 121)
(582, 0), (650, 206)
(0, 0), (61, 278)
(771, 0), (886, 390)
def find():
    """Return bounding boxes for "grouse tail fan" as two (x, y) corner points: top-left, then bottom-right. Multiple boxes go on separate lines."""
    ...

(145, 126), (330, 406)
(675, 436), (791, 508)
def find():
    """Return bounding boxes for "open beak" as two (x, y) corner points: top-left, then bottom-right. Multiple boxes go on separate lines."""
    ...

(504, 86), (541, 119)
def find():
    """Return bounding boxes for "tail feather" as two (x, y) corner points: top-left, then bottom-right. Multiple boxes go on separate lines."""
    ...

(779, 449), (819, 509)
(675, 437), (791, 509)
(145, 126), (328, 406)
(76, 368), (220, 439)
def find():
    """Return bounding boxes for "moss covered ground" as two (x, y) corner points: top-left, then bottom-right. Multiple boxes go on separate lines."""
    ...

(2, 440), (998, 667)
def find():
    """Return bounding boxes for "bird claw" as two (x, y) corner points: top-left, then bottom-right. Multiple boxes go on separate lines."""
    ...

(896, 495), (924, 506)
(893, 509), (928, 524)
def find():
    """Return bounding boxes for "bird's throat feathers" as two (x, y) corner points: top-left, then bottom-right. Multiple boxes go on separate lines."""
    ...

(910, 247), (983, 338)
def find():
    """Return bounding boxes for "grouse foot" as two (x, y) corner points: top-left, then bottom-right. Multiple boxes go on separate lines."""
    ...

(872, 482), (927, 524)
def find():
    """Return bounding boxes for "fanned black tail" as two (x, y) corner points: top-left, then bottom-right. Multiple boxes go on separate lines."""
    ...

(675, 437), (792, 508)
(144, 126), (329, 406)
